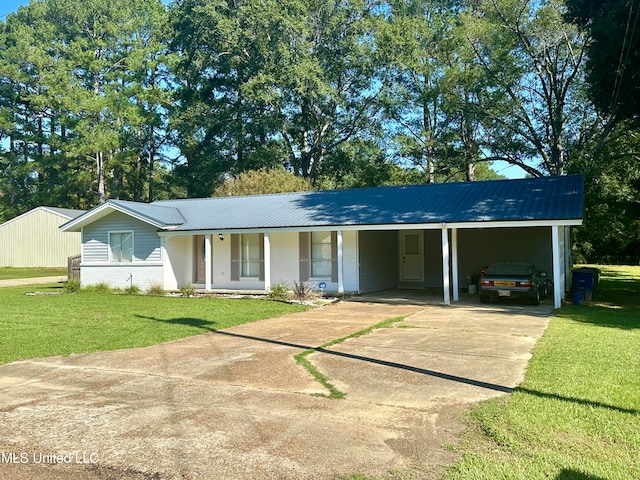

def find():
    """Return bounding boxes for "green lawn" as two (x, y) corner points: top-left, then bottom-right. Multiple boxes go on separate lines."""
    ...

(0, 284), (309, 365)
(0, 267), (67, 280)
(445, 265), (640, 480)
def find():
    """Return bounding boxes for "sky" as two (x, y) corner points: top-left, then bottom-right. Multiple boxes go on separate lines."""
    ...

(0, 0), (28, 20)
(1, 0), (526, 179)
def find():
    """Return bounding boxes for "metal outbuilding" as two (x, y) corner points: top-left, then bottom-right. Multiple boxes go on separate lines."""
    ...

(0, 207), (85, 267)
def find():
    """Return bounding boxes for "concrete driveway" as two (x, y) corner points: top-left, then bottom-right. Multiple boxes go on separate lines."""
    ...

(0, 298), (551, 480)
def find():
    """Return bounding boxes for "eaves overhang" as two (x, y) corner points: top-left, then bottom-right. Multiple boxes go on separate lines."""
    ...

(59, 200), (182, 232)
(157, 217), (583, 237)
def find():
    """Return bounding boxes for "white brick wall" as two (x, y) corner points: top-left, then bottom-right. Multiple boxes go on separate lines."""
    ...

(270, 232), (299, 287)
(342, 230), (359, 292)
(81, 264), (163, 290)
(163, 236), (193, 290)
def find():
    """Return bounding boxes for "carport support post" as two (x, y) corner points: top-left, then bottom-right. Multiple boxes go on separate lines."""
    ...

(264, 232), (271, 292)
(337, 230), (344, 294)
(205, 234), (212, 291)
(452, 228), (459, 302)
(552, 226), (562, 309)
(441, 225), (450, 305)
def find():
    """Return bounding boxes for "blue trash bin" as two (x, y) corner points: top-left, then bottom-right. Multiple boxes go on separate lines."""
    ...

(572, 268), (600, 302)
(573, 290), (584, 305)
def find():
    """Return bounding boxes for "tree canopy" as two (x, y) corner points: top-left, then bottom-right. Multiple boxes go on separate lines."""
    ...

(565, 0), (640, 121)
(1, 0), (639, 262)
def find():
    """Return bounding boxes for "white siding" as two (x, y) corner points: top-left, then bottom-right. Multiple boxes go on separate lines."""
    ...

(0, 208), (81, 267)
(82, 211), (161, 263)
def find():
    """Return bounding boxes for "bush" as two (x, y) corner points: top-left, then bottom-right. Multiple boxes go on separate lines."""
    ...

(268, 281), (291, 302)
(180, 282), (196, 297)
(63, 278), (81, 293)
(83, 283), (112, 294)
(293, 281), (316, 303)
(124, 285), (141, 295)
(146, 283), (166, 296)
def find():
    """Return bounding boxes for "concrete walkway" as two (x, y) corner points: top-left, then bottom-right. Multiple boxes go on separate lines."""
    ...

(0, 276), (66, 287)
(0, 299), (551, 480)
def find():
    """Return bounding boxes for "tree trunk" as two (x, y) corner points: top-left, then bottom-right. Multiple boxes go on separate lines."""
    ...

(96, 151), (106, 203)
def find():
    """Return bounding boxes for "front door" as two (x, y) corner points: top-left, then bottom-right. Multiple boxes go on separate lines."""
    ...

(399, 230), (424, 282)
(194, 235), (206, 283)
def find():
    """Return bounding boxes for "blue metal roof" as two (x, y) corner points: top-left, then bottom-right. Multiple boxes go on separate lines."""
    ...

(61, 175), (583, 232)
(148, 175), (583, 231)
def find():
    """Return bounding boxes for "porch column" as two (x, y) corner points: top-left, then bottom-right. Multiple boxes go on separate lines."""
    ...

(441, 225), (450, 305)
(552, 226), (562, 309)
(563, 226), (571, 300)
(263, 232), (271, 292)
(337, 230), (344, 294)
(204, 234), (212, 291)
(451, 228), (459, 302)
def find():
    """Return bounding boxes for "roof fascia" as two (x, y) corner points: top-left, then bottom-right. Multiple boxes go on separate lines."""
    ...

(60, 202), (167, 232)
(1, 206), (75, 229)
(39, 207), (76, 220)
(158, 218), (583, 237)
(0, 207), (41, 228)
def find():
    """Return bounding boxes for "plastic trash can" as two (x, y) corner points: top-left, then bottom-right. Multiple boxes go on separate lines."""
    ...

(572, 267), (600, 302)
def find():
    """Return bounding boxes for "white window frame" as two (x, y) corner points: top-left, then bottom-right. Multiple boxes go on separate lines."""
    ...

(310, 231), (332, 279)
(109, 231), (134, 263)
(240, 233), (260, 278)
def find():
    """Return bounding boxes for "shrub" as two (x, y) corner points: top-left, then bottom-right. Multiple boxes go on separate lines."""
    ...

(293, 281), (316, 303)
(180, 282), (196, 297)
(63, 279), (81, 294)
(146, 283), (166, 296)
(268, 281), (291, 302)
(124, 285), (141, 295)
(83, 283), (112, 294)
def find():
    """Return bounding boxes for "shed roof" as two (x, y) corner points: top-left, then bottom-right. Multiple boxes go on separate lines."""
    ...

(41, 207), (86, 220)
(61, 175), (584, 233)
(1, 206), (85, 228)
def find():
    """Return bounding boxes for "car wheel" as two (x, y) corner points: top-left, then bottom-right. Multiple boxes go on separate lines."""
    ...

(531, 288), (540, 306)
(480, 295), (490, 304)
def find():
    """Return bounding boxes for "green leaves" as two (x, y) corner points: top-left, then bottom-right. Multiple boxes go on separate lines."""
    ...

(0, 0), (173, 211)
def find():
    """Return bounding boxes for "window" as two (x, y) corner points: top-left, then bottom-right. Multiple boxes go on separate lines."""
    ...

(109, 232), (133, 262)
(311, 231), (332, 277)
(241, 233), (260, 277)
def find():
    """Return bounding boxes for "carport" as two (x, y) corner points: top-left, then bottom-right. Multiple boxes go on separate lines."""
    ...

(356, 176), (583, 309)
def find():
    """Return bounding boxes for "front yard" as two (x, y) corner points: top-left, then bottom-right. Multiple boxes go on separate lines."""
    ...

(0, 284), (309, 365)
(0, 267), (67, 280)
(445, 265), (640, 480)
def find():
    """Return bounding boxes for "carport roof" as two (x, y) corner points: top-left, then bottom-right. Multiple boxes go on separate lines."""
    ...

(61, 174), (584, 232)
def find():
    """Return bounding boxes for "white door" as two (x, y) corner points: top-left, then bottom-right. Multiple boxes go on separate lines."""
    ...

(399, 230), (424, 282)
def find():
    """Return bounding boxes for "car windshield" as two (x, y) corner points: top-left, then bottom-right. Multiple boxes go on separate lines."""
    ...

(485, 264), (533, 276)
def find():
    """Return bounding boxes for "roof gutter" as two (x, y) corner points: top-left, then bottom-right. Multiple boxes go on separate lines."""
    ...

(157, 218), (583, 237)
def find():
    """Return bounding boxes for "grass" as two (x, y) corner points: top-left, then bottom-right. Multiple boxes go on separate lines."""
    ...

(0, 283), (310, 365)
(295, 316), (405, 399)
(444, 265), (640, 480)
(0, 267), (67, 280)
